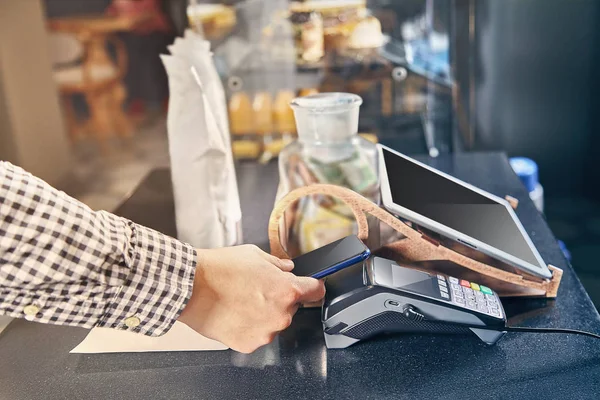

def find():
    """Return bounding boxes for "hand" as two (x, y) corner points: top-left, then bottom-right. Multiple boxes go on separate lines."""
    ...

(177, 244), (325, 353)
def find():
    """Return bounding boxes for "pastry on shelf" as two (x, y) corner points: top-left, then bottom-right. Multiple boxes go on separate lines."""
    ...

(290, 0), (367, 28)
(290, 0), (370, 51)
(289, 11), (324, 64)
(347, 16), (385, 49)
(324, 15), (385, 51)
(186, 3), (235, 37)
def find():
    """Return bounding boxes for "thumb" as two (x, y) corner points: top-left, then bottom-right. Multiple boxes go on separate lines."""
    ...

(294, 276), (326, 304)
(261, 251), (294, 272)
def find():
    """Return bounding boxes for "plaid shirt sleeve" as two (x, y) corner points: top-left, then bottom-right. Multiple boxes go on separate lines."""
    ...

(0, 162), (197, 337)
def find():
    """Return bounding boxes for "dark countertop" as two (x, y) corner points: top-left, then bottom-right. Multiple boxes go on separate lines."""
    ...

(1, 152), (599, 400)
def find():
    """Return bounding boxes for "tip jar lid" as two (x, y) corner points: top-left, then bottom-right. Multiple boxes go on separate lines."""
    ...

(290, 93), (362, 114)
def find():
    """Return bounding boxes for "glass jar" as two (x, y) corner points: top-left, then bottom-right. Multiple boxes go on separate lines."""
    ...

(277, 93), (380, 256)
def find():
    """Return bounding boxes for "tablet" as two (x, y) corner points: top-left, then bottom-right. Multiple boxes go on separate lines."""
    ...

(377, 144), (552, 279)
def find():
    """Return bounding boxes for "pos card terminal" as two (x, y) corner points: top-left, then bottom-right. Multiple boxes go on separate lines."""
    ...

(322, 257), (507, 349)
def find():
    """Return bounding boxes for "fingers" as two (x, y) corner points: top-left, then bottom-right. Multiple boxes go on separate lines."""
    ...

(293, 276), (326, 304)
(258, 249), (294, 272)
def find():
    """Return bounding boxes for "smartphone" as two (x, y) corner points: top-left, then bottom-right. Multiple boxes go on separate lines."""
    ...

(291, 235), (371, 279)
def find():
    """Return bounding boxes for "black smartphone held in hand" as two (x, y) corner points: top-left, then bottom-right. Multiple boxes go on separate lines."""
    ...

(291, 235), (371, 279)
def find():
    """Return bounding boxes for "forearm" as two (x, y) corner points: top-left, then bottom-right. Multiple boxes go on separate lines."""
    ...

(0, 162), (196, 336)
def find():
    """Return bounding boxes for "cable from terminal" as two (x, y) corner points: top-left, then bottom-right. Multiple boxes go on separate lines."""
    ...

(504, 326), (600, 340)
(418, 313), (600, 340)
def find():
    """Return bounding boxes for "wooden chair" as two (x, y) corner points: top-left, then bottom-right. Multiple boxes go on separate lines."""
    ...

(48, 31), (132, 150)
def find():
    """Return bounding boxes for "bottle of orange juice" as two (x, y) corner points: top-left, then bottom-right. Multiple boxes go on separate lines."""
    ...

(229, 92), (261, 159)
(259, 90), (298, 163)
(228, 92), (254, 135)
(273, 90), (297, 136)
(252, 91), (274, 136)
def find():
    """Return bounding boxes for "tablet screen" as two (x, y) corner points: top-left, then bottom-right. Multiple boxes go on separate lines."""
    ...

(382, 148), (539, 266)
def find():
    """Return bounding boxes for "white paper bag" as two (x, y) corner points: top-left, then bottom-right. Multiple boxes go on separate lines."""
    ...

(177, 30), (231, 149)
(169, 34), (241, 249)
(161, 39), (241, 248)
(161, 55), (226, 247)
(164, 33), (241, 248)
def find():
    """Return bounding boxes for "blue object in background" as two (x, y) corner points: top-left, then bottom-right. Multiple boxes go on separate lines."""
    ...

(509, 157), (539, 192)
(510, 157), (544, 213)
(558, 240), (572, 262)
(405, 38), (450, 82)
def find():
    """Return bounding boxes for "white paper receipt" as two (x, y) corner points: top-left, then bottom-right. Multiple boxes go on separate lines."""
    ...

(70, 321), (228, 354)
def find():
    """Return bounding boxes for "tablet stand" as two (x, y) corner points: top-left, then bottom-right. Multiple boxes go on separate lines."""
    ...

(269, 184), (562, 298)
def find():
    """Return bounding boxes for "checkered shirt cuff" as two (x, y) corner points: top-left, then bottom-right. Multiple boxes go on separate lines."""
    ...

(95, 215), (198, 336)
(0, 161), (197, 337)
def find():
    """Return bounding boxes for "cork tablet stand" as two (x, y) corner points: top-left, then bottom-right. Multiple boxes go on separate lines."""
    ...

(268, 184), (562, 298)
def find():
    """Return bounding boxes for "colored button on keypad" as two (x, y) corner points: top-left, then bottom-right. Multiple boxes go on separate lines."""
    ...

(480, 285), (493, 295)
(450, 280), (503, 318)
